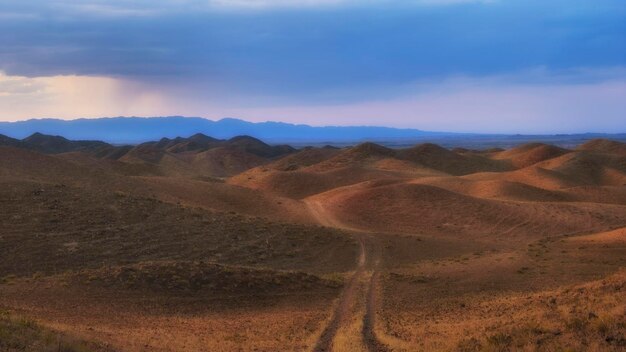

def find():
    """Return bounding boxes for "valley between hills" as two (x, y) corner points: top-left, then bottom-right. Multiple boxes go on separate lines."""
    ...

(0, 132), (625, 351)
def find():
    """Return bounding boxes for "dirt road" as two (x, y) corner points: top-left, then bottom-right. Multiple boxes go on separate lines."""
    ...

(306, 199), (389, 352)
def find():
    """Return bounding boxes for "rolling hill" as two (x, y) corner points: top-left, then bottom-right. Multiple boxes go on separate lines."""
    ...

(1, 134), (625, 352)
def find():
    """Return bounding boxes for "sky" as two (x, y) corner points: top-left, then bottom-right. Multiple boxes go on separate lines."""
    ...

(0, 0), (625, 133)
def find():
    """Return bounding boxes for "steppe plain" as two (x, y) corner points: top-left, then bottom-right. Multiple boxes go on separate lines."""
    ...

(1, 133), (624, 351)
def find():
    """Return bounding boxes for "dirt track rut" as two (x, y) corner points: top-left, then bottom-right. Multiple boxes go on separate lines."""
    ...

(306, 199), (389, 352)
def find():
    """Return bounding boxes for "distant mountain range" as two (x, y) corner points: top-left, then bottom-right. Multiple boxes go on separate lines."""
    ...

(0, 117), (625, 148)
(0, 117), (442, 144)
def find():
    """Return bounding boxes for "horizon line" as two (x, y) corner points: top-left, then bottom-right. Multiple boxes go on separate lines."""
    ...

(2, 116), (625, 136)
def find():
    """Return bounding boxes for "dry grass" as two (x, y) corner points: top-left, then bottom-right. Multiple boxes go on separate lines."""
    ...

(376, 230), (626, 352)
(1, 139), (625, 351)
(1, 276), (337, 352)
(452, 271), (626, 352)
(70, 261), (343, 294)
(0, 310), (109, 352)
(331, 276), (369, 352)
(0, 181), (357, 277)
(310, 180), (626, 238)
(379, 271), (626, 351)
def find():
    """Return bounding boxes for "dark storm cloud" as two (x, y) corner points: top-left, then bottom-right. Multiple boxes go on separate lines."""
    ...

(0, 0), (624, 101)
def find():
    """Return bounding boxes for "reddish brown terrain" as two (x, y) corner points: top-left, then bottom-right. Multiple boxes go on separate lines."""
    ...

(1, 133), (625, 351)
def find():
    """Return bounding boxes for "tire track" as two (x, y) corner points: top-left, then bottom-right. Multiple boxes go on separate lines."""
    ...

(306, 199), (390, 352)
(313, 235), (366, 352)
(363, 270), (390, 352)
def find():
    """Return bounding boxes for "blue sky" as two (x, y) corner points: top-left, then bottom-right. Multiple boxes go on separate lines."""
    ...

(0, 0), (624, 133)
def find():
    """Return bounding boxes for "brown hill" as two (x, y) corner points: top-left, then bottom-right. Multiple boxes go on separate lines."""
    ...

(147, 134), (294, 158)
(57, 151), (161, 177)
(0, 146), (311, 223)
(306, 142), (396, 171)
(22, 132), (112, 154)
(370, 157), (448, 175)
(2, 132), (295, 178)
(119, 134), (295, 178)
(465, 166), (579, 190)
(492, 142), (570, 168)
(265, 146), (341, 171)
(185, 146), (267, 177)
(397, 143), (510, 175)
(138, 133), (221, 154)
(348, 142), (396, 157)
(163, 133), (222, 153)
(451, 147), (471, 153)
(0, 146), (110, 184)
(227, 135), (295, 158)
(577, 138), (626, 156)
(0, 134), (24, 148)
(119, 142), (167, 164)
(303, 142), (508, 176)
(535, 150), (626, 186)
(557, 185), (626, 204)
(0, 132), (125, 157)
(416, 173), (626, 205)
(229, 143), (447, 199)
(464, 148), (626, 190)
(308, 181), (626, 238)
(230, 165), (407, 199)
(129, 176), (314, 223)
(567, 226), (626, 244)
(120, 147), (267, 178)
(413, 176), (571, 202)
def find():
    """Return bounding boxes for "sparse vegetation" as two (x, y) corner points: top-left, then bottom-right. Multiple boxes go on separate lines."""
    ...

(0, 137), (625, 351)
(0, 311), (101, 352)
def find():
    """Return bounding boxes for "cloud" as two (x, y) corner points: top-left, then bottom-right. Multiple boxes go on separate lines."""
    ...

(0, 74), (47, 96)
(1, 0), (623, 98)
(211, 70), (626, 134)
(61, 3), (163, 17)
(0, 72), (170, 119)
(9, 0), (498, 18)
(207, 0), (496, 10)
(1, 68), (624, 134)
(0, 0), (624, 132)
